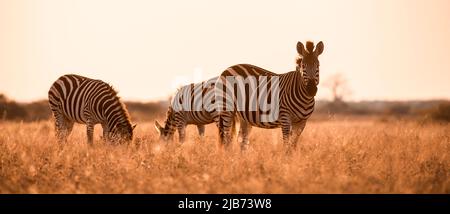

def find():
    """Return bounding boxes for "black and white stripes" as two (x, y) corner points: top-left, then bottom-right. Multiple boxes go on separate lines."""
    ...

(216, 41), (324, 149)
(48, 74), (135, 144)
(154, 77), (225, 143)
(47, 41), (323, 149)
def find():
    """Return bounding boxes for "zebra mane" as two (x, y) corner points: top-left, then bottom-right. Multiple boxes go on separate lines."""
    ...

(105, 83), (132, 125)
(162, 106), (175, 131)
(296, 56), (302, 65)
(165, 106), (174, 121)
(305, 41), (314, 53)
(118, 97), (132, 125)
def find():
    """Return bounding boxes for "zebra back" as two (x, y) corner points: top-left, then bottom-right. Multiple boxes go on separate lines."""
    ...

(155, 77), (219, 139)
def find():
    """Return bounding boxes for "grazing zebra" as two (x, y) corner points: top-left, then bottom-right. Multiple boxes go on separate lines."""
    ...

(215, 41), (324, 149)
(48, 74), (136, 144)
(154, 77), (236, 143)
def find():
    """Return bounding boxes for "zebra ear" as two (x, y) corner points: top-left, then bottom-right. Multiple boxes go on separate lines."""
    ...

(314, 41), (324, 56)
(132, 124), (137, 130)
(154, 121), (163, 133)
(297, 41), (307, 57)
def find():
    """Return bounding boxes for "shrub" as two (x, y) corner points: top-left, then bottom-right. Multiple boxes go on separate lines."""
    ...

(430, 102), (450, 122)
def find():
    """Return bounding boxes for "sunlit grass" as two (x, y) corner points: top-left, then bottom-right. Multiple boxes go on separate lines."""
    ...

(0, 117), (448, 193)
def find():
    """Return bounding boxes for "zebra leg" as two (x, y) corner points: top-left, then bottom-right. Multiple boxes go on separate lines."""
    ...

(281, 124), (292, 145)
(86, 120), (95, 145)
(52, 110), (74, 143)
(177, 123), (186, 143)
(101, 124), (109, 143)
(291, 120), (307, 148)
(238, 120), (253, 151)
(197, 124), (205, 137)
(280, 115), (292, 146)
(230, 115), (238, 144)
(218, 111), (235, 147)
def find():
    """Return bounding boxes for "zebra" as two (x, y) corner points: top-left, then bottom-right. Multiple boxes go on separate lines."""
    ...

(48, 74), (136, 144)
(154, 77), (237, 143)
(215, 41), (324, 149)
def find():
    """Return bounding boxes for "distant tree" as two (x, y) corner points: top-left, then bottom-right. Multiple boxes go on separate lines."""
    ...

(26, 100), (51, 121)
(0, 94), (7, 103)
(323, 73), (351, 103)
(430, 101), (450, 122)
(0, 94), (5, 120)
(0, 94), (28, 120)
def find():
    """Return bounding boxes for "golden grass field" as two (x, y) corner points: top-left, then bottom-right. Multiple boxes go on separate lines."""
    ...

(0, 116), (448, 193)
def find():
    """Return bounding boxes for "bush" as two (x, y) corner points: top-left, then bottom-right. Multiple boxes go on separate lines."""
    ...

(26, 100), (52, 121)
(430, 102), (450, 122)
(0, 95), (28, 120)
(384, 103), (411, 116)
(0, 93), (169, 122)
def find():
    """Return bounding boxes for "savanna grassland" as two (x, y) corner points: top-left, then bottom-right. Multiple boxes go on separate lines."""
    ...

(0, 116), (449, 193)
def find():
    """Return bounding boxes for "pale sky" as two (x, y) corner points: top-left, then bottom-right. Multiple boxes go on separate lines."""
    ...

(1, 0), (449, 102)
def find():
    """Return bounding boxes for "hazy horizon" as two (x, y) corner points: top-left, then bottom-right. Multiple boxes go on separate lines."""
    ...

(1, 0), (450, 102)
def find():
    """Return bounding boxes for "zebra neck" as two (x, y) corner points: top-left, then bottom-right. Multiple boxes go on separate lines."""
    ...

(100, 96), (131, 130)
(105, 117), (126, 131)
(104, 111), (130, 132)
(164, 118), (177, 134)
(295, 71), (315, 101)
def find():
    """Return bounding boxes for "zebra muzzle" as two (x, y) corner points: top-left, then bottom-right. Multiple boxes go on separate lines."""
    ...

(306, 83), (318, 96)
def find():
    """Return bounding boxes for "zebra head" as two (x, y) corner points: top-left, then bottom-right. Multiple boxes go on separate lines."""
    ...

(109, 123), (136, 143)
(296, 41), (324, 96)
(155, 121), (169, 141)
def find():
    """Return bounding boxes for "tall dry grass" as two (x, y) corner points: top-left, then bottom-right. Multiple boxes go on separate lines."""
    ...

(0, 117), (448, 193)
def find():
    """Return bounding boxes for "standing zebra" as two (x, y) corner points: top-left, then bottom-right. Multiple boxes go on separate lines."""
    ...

(155, 77), (236, 143)
(216, 41), (324, 149)
(48, 74), (136, 144)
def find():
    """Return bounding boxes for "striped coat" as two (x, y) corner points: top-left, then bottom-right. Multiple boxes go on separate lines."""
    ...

(216, 41), (324, 149)
(155, 77), (236, 143)
(48, 74), (135, 144)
